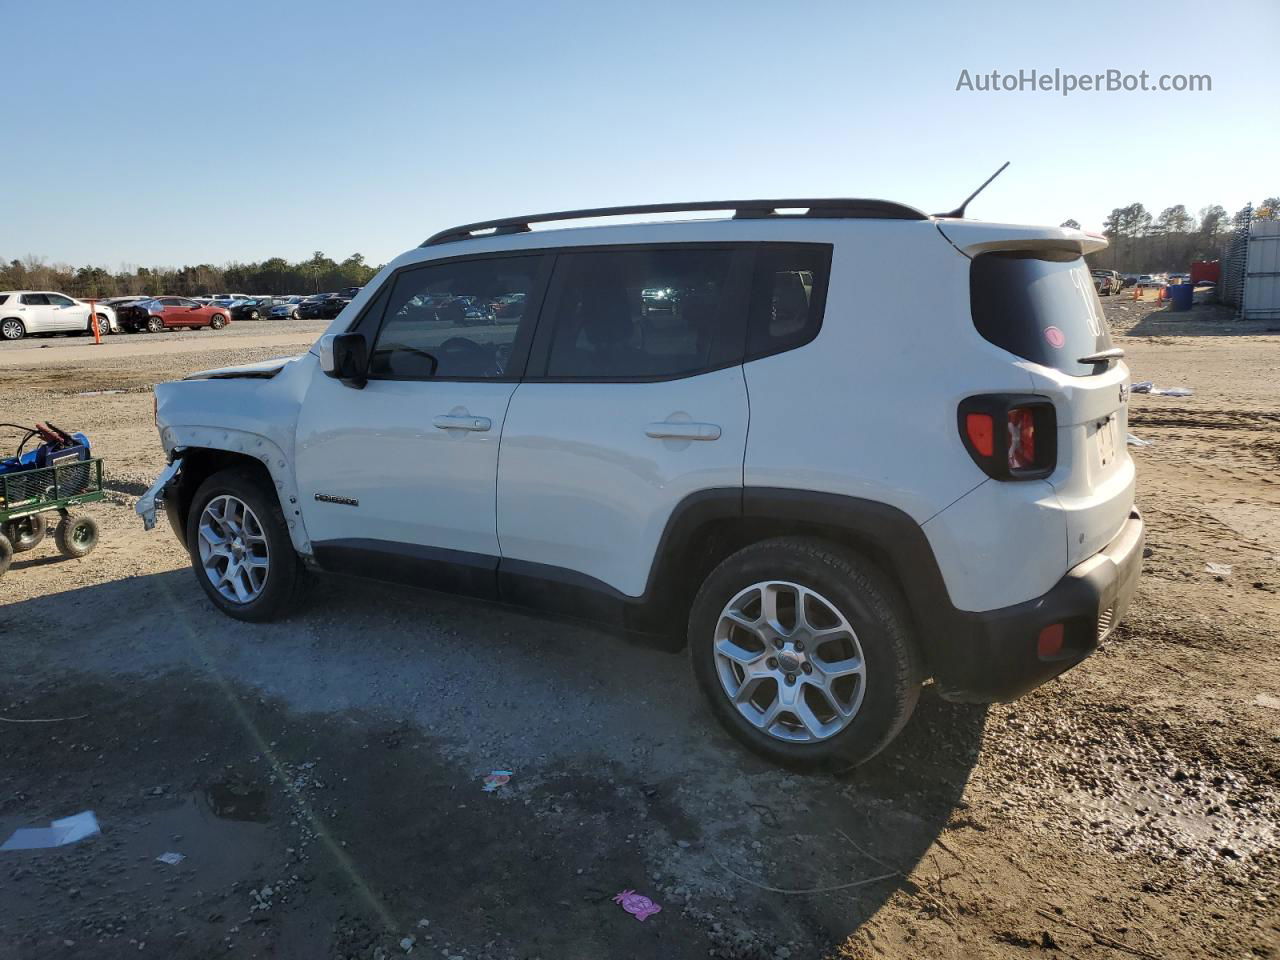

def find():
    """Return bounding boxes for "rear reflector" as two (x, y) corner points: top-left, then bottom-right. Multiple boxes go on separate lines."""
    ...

(964, 413), (995, 457)
(1037, 623), (1065, 659)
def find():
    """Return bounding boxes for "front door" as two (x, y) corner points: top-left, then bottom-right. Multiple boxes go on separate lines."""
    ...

(45, 293), (85, 331)
(294, 252), (549, 596)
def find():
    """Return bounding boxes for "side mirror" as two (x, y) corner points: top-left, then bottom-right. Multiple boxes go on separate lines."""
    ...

(319, 333), (368, 388)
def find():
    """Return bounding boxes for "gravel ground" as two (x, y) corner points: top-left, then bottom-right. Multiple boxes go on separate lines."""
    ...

(0, 298), (1277, 960)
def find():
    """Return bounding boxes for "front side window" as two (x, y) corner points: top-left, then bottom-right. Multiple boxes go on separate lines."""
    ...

(368, 255), (542, 380)
(544, 248), (737, 379)
(46, 294), (76, 306)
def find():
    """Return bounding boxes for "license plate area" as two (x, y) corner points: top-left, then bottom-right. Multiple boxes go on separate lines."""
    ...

(1095, 414), (1118, 468)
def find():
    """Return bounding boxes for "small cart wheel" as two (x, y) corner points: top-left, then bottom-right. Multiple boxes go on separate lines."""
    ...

(4, 514), (48, 553)
(55, 514), (99, 558)
(0, 533), (12, 579)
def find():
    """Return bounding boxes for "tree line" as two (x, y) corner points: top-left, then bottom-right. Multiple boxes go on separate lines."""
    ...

(5, 198), (1277, 296)
(0, 251), (383, 299)
(1069, 198), (1278, 273)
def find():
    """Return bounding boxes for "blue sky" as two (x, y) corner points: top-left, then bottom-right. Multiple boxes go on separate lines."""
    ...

(3, 0), (1275, 268)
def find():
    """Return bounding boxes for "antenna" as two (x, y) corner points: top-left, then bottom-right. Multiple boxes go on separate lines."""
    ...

(933, 161), (1010, 219)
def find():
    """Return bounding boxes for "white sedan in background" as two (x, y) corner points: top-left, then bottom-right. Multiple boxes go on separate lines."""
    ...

(0, 291), (117, 341)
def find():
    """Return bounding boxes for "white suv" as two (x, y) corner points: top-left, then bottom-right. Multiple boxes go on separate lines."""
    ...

(0, 291), (116, 340)
(137, 198), (1144, 769)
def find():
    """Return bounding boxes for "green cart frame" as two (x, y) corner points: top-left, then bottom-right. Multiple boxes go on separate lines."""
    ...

(0, 457), (105, 577)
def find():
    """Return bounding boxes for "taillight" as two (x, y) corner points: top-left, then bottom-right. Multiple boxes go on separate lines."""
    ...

(958, 395), (1056, 480)
(1007, 407), (1036, 469)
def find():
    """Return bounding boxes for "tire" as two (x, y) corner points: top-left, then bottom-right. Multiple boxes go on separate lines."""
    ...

(248, 310), (260, 321)
(1, 318), (25, 341)
(186, 466), (302, 621)
(54, 513), (99, 558)
(94, 313), (111, 335)
(0, 533), (11, 579)
(5, 514), (48, 553)
(209, 314), (227, 330)
(146, 315), (163, 333)
(688, 536), (923, 771)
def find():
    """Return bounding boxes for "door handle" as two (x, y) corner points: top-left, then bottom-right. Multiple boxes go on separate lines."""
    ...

(645, 421), (721, 441)
(433, 414), (491, 432)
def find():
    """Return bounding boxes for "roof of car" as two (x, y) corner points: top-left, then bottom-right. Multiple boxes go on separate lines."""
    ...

(422, 197), (930, 246)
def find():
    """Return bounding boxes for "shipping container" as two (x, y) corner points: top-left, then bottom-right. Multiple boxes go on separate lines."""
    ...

(1243, 220), (1280, 320)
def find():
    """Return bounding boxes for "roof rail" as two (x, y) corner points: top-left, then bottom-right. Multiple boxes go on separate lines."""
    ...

(421, 198), (929, 246)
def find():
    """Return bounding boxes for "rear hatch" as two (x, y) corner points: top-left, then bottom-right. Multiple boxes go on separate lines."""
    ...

(940, 220), (1134, 567)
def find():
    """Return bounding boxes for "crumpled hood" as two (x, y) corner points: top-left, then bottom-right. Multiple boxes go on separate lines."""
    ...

(183, 356), (300, 380)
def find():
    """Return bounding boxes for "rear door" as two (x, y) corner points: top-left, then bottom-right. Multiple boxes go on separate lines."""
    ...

(968, 251), (1134, 565)
(496, 245), (752, 599)
(295, 252), (550, 592)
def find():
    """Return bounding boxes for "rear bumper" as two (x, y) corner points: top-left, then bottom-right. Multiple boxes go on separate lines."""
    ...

(934, 508), (1144, 703)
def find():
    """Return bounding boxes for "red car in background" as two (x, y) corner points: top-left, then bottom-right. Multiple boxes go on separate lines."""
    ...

(119, 297), (232, 333)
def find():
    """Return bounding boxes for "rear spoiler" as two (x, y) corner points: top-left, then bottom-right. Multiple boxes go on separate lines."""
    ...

(935, 220), (1108, 259)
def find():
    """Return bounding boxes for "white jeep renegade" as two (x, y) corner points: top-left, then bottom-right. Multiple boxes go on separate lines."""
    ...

(138, 198), (1144, 769)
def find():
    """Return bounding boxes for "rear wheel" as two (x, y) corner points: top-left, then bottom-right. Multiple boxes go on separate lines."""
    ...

(146, 315), (163, 333)
(1, 318), (25, 340)
(186, 467), (302, 621)
(689, 537), (922, 771)
(5, 514), (48, 553)
(0, 533), (12, 579)
(55, 513), (99, 558)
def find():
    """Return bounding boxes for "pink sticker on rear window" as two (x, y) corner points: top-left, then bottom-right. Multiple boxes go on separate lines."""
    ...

(1044, 326), (1066, 348)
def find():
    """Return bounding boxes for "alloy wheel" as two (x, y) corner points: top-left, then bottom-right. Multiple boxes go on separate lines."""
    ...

(1, 319), (23, 340)
(713, 581), (867, 743)
(197, 495), (271, 604)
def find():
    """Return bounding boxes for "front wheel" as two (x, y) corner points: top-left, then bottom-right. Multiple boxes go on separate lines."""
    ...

(688, 537), (922, 771)
(186, 467), (302, 621)
(209, 314), (227, 329)
(1, 318), (26, 340)
(0, 533), (11, 579)
(95, 313), (111, 335)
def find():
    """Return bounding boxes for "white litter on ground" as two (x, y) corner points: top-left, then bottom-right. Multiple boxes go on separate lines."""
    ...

(156, 852), (186, 865)
(0, 811), (100, 851)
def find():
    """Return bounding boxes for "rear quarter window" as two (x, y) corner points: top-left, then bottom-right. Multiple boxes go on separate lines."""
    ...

(970, 252), (1112, 376)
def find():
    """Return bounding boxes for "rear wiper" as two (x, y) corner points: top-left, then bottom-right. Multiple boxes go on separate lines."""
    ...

(1078, 347), (1125, 364)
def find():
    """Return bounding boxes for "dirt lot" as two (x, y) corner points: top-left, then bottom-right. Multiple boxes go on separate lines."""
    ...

(1, 302), (1277, 960)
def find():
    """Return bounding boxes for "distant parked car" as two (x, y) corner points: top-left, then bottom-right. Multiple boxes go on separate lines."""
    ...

(230, 297), (290, 321)
(268, 296), (307, 319)
(0, 291), (116, 341)
(297, 294), (350, 320)
(1091, 270), (1122, 296)
(119, 297), (231, 333)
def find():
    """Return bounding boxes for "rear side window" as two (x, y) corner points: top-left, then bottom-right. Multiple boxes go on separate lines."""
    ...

(970, 253), (1112, 376)
(746, 246), (831, 361)
(21, 294), (49, 305)
(544, 248), (739, 380)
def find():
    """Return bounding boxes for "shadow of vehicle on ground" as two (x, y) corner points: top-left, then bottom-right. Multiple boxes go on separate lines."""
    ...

(0, 569), (988, 958)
